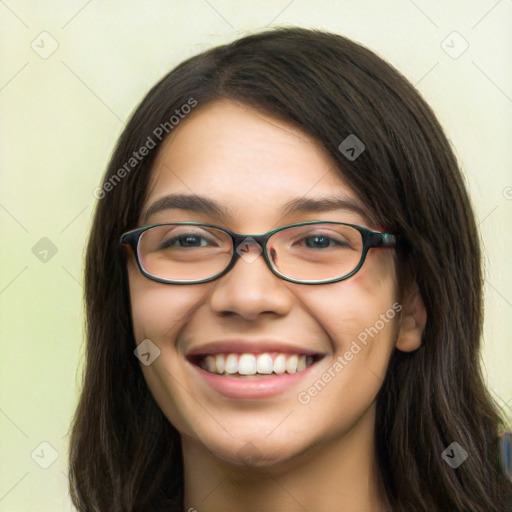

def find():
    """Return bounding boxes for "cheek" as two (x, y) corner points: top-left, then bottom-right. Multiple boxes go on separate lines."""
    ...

(300, 251), (398, 351)
(127, 260), (201, 344)
(292, 252), (399, 419)
(127, 264), (210, 435)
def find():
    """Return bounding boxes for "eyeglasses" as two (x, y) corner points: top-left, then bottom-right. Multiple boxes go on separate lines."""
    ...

(120, 221), (396, 285)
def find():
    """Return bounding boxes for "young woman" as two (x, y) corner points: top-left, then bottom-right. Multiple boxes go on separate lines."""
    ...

(69, 27), (512, 511)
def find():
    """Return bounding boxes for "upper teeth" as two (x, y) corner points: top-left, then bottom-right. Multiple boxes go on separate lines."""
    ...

(198, 353), (314, 375)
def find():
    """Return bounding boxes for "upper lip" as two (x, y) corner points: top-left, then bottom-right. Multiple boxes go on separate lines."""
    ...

(186, 339), (323, 358)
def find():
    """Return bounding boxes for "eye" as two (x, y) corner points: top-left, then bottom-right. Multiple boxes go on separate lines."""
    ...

(303, 235), (335, 249)
(153, 226), (222, 250)
(158, 233), (214, 249)
(159, 234), (206, 249)
(297, 233), (350, 250)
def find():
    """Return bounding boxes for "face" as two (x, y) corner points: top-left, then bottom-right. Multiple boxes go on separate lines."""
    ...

(127, 99), (403, 468)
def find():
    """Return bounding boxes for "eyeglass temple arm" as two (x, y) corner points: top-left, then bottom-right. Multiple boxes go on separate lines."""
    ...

(370, 232), (396, 247)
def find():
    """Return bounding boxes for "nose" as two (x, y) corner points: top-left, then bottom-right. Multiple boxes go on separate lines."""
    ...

(208, 241), (293, 321)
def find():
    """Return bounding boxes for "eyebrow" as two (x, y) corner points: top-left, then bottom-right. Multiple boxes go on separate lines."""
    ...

(141, 193), (368, 224)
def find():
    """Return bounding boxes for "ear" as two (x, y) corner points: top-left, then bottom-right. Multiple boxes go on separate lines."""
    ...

(396, 284), (427, 352)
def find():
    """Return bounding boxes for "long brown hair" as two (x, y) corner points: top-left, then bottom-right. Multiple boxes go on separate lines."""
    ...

(69, 27), (512, 511)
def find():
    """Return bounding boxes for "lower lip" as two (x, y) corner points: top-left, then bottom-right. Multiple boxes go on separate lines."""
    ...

(189, 361), (317, 399)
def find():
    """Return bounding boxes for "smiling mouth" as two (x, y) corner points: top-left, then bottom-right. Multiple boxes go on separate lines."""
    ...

(188, 352), (322, 377)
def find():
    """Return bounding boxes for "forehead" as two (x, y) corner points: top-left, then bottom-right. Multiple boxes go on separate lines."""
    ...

(142, 99), (369, 227)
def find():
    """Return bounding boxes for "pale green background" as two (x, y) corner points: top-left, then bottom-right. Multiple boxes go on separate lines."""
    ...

(1, 1), (511, 510)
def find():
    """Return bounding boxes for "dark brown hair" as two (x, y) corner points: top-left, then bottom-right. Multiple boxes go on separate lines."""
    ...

(69, 27), (512, 511)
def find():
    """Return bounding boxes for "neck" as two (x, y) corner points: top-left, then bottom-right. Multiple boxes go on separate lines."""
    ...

(181, 406), (390, 512)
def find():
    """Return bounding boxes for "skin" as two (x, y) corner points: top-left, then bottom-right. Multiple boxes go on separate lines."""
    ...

(126, 99), (427, 512)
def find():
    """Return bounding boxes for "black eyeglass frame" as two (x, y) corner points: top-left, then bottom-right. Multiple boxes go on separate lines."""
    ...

(120, 221), (397, 285)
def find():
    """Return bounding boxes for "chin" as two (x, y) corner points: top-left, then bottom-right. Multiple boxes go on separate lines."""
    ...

(193, 428), (313, 470)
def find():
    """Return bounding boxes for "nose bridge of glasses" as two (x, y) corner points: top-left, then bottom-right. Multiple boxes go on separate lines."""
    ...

(231, 232), (270, 267)
(232, 231), (269, 249)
